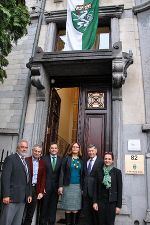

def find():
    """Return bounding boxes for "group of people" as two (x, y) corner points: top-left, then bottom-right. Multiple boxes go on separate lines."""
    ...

(0, 139), (122, 225)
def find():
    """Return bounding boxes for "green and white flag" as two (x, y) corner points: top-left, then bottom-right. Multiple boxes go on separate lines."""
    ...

(64, 0), (99, 50)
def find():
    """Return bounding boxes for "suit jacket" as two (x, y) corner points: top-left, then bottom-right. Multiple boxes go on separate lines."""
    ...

(83, 156), (103, 198)
(42, 154), (62, 192)
(59, 155), (83, 187)
(26, 156), (46, 195)
(94, 167), (122, 208)
(1, 153), (32, 203)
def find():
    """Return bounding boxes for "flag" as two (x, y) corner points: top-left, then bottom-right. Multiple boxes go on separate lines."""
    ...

(64, 0), (99, 51)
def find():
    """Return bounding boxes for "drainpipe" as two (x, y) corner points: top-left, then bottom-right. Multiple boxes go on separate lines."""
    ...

(19, 0), (46, 141)
(31, 0), (47, 57)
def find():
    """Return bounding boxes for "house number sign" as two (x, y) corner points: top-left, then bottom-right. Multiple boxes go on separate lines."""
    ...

(125, 154), (144, 175)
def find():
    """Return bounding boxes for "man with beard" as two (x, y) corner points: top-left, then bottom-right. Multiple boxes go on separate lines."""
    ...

(0, 139), (32, 225)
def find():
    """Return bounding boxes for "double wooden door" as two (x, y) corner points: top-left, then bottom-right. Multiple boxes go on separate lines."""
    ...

(45, 85), (111, 157)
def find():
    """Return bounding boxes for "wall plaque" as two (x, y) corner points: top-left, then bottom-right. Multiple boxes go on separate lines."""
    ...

(125, 154), (144, 175)
(128, 139), (141, 151)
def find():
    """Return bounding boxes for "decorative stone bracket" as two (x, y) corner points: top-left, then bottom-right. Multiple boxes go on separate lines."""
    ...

(30, 64), (45, 90)
(112, 42), (133, 88)
(27, 47), (45, 90)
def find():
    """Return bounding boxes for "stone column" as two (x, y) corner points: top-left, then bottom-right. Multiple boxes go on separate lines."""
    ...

(112, 88), (122, 168)
(111, 17), (123, 168)
(28, 63), (50, 225)
(30, 63), (50, 147)
(143, 130), (150, 224)
(111, 17), (120, 45)
(111, 17), (132, 225)
(44, 22), (57, 51)
(31, 89), (45, 146)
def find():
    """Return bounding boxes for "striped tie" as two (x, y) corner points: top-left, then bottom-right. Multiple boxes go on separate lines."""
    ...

(87, 159), (93, 175)
(21, 157), (29, 183)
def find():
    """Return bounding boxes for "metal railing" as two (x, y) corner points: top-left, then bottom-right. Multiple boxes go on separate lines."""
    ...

(0, 149), (10, 172)
(0, 149), (10, 213)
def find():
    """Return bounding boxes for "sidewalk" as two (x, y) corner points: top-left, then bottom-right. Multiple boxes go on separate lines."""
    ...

(56, 209), (65, 225)
(31, 208), (84, 225)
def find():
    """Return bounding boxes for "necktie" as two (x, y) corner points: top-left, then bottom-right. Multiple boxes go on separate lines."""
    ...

(52, 156), (56, 171)
(87, 159), (93, 175)
(21, 156), (29, 183)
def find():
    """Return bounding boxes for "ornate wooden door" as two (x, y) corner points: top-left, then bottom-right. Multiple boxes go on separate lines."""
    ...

(77, 85), (111, 157)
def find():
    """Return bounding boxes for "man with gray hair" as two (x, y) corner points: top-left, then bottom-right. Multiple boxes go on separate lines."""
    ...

(0, 139), (32, 225)
(83, 144), (103, 225)
(22, 144), (46, 225)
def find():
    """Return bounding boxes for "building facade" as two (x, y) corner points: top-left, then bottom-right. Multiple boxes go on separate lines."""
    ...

(0, 0), (150, 225)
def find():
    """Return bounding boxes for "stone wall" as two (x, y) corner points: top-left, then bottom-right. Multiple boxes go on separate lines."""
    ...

(0, 9), (39, 152)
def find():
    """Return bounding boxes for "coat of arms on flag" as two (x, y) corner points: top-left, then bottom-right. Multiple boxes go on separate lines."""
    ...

(63, 0), (99, 51)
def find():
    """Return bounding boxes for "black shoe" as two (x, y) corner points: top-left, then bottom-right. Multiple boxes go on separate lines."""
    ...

(71, 213), (78, 225)
(65, 212), (71, 225)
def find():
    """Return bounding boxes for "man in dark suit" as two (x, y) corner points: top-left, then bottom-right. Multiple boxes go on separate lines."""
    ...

(0, 139), (32, 225)
(83, 144), (103, 225)
(40, 143), (62, 225)
(22, 144), (46, 225)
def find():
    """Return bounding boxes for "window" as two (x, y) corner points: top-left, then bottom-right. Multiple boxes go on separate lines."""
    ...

(55, 26), (110, 51)
(94, 27), (110, 49)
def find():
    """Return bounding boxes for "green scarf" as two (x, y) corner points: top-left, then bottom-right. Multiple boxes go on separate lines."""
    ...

(102, 165), (113, 189)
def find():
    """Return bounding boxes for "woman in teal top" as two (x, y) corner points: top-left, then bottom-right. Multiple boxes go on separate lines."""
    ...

(58, 142), (83, 225)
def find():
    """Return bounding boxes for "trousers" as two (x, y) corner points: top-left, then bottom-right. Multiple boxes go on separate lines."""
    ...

(0, 203), (25, 225)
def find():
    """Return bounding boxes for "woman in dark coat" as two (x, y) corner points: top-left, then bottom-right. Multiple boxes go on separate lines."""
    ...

(93, 152), (122, 225)
(58, 142), (83, 225)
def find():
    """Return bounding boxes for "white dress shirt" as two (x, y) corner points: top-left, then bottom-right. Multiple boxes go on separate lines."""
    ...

(87, 155), (97, 171)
